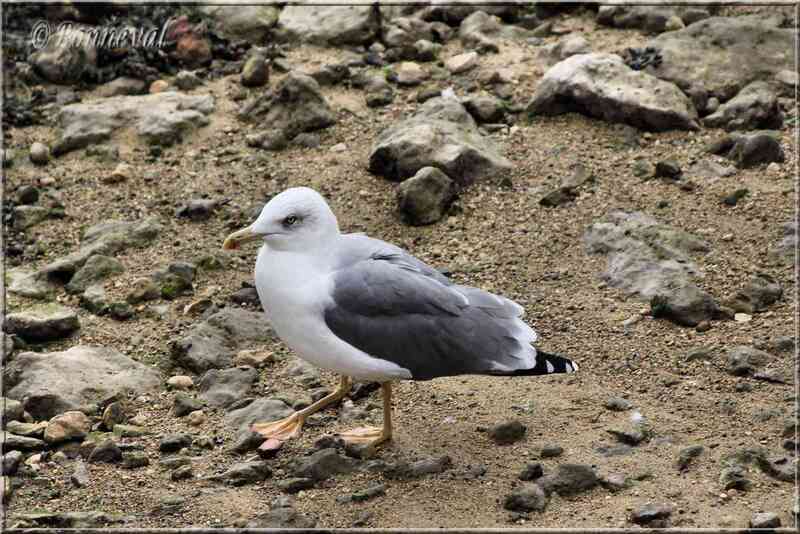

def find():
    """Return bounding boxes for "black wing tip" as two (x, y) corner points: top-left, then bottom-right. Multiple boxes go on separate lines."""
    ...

(508, 350), (579, 376)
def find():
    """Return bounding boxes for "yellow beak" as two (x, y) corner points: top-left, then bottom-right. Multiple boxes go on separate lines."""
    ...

(223, 226), (260, 250)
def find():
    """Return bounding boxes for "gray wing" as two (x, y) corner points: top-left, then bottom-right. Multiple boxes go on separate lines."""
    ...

(323, 251), (539, 380)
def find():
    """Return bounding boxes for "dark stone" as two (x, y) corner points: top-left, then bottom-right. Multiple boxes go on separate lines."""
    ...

(519, 462), (544, 481)
(722, 188), (749, 206)
(539, 187), (578, 207)
(504, 483), (548, 512)
(488, 420), (527, 445)
(750, 512), (781, 529)
(726, 346), (770, 376)
(277, 477), (316, 493)
(396, 166), (456, 225)
(172, 393), (204, 417)
(384, 455), (452, 480)
(655, 159), (682, 179)
(538, 463), (598, 496)
(650, 285), (719, 327)
(604, 397), (632, 411)
(170, 464), (194, 481)
(2, 451), (23, 475)
(676, 444), (704, 470)
(121, 452), (150, 469)
(211, 461), (271, 486)
(159, 433), (193, 453)
(540, 444), (563, 458)
(289, 448), (355, 481)
(88, 440), (123, 463)
(631, 503), (672, 525)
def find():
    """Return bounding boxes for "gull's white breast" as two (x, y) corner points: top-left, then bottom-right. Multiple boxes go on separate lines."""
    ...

(253, 244), (412, 381)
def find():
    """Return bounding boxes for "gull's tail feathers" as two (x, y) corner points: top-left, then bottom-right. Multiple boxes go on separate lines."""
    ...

(506, 350), (579, 376)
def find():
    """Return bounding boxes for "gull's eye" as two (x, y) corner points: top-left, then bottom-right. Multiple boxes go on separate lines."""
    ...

(282, 215), (299, 227)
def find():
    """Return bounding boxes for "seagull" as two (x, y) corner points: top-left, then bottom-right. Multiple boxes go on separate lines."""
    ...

(223, 187), (578, 448)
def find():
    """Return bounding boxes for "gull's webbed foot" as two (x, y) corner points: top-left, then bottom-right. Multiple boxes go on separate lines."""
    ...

(337, 426), (391, 448)
(251, 413), (304, 441)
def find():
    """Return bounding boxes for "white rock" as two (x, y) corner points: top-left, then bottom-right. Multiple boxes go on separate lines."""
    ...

(446, 51), (479, 74)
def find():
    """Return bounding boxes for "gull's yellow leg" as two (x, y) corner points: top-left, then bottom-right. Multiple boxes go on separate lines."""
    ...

(251, 375), (351, 440)
(338, 381), (393, 447)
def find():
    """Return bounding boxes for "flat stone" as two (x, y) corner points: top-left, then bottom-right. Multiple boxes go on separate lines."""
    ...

(489, 420), (527, 445)
(238, 72), (335, 142)
(289, 448), (355, 481)
(54, 93), (214, 155)
(538, 463), (598, 496)
(276, 4), (378, 46)
(750, 512), (781, 528)
(631, 503), (673, 525)
(528, 53), (699, 131)
(197, 367), (258, 409)
(2, 432), (46, 451)
(4, 304), (80, 342)
(369, 96), (512, 186)
(504, 483), (548, 513)
(4, 345), (161, 420)
(44, 411), (91, 443)
(445, 51), (479, 74)
(648, 15), (795, 101)
(396, 167), (456, 226)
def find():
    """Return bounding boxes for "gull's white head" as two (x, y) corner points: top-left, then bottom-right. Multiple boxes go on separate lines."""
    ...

(223, 187), (339, 252)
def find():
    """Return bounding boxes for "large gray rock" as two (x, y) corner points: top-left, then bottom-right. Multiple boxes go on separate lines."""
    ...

(3, 304), (80, 342)
(6, 268), (57, 300)
(1, 397), (25, 426)
(200, 4), (279, 42)
(369, 96), (512, 186)
(65, 255), (124, 294)
(727, 346), (771, 376)
(648, 15), (795, 101)
(12, 206), (49, 230)
(54, 93), (214, 155)
(504, 483), (548, 512)
(597, 4), (712, 33)
(527, 53), (698, 131)
(397, 167), (456, 226)
(727, 273), (783, 314)
(703, 81), (783, 130)
(4, 345), (161, 420)
(538, 463), (599, 496)
(277, 4), (378, 46)
(171, 321), (232, 374)
(383, 16), (438, 48)
(540, 35), (591, 66)
(650, 284), (720, 328)
(458, 11), (530, 53)
(171, 308), (275, 373)
(395, 2), (522, 26)
(198, 367), (258, 409)
(205, 308), (274, 342)
(709, 131), (786, 169)
(289, 448), (356, 481)
(584, 211), (718, 326)
(26, 218), (161, 294)
(239, 73), (336, 141)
